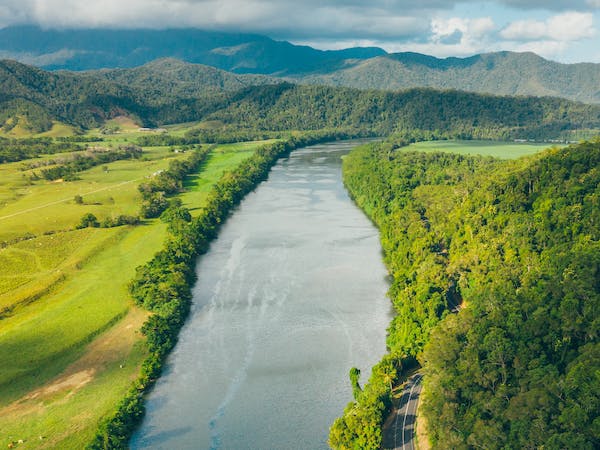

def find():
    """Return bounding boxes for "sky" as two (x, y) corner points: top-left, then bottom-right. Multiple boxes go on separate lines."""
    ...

(0, 0), (599, 63)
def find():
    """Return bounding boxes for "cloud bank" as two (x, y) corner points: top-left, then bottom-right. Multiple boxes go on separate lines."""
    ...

(0, 0), (598, 62)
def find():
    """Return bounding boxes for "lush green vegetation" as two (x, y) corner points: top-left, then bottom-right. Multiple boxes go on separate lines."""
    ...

(330, 137), (599, 449)
(1, 59), (599, 139)
(39, 145), (142, 181)
(0, 137), (87, 163)
(302, 51), (600, 104)
(1, 55), (598, 449)
(137, 146), (209, 218)
(421, 141), (599, 449)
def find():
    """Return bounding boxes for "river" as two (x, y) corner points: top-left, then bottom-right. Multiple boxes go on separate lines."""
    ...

(131, 140), (391, 449)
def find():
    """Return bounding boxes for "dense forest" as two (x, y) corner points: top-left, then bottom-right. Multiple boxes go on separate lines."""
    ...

(1, 59), (599, 138)
(331, 138), (599, 449)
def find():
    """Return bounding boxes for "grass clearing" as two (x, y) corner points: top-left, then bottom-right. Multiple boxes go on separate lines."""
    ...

(180, 140), (275, 214)
(0, 222), (166, 404)
(403, 139), (562, 159)
(0, 307), (148, 449)
(0, 228), (121, 311)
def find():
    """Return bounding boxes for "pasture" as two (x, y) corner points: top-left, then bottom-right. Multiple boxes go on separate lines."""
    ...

(0, 146), (185, 243)
(403, 139), (562, 159)
(0, 136), (270, 448)
(180, 140), (274, 214)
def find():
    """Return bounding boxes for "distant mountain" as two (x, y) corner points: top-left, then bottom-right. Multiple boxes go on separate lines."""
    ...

(1, 26), (598, 104)
(299, 51), (600, 104)
(0, 25), (384, 74)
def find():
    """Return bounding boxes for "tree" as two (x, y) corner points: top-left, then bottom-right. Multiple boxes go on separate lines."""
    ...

(350, 367), (362, 401)
(77, 212), (99, 229)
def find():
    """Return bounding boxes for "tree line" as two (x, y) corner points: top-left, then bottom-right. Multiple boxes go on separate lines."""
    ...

(137, 145), (208, 218)
(0, 136), (85, 163)
(39, 145), (143, 181)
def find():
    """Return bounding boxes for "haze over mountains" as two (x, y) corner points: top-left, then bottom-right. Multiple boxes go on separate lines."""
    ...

(1, 25), (600, 104)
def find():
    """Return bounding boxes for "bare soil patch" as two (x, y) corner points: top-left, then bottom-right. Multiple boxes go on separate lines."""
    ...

(0, 306), (148, 417)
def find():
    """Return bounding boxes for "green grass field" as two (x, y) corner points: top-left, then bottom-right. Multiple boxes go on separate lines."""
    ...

(0, 146), (185, 244)
(180, 140), (274, 214)
(403, 139), (563, 159)
(0, 136), (271, 449)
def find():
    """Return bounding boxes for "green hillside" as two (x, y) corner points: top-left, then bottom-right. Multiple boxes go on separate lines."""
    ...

(301, 51), (600, 104)
(1, 59), (599, 138)
(331, 138), (600, 449)
(88, 58), (281, 98)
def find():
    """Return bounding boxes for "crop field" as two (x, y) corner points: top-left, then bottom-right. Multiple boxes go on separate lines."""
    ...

(403, 139), (563, 159)
(0, 135), (271, 448)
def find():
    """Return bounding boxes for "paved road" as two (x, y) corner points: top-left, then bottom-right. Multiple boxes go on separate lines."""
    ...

(382, 373), (423, 450)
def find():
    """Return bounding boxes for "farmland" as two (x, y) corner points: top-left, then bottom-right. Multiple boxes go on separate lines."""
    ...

(0, 131), (266, 448)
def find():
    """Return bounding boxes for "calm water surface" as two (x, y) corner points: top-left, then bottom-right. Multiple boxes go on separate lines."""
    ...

(131, 140), (391, 449)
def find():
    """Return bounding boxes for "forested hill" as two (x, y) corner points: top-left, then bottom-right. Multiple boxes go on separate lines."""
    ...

(2, 26), (600, 103)
(331, 138), (599, 449)
(86, 58), (281, 98)
(1, 59), (600, 138)
(300, 51), (600, 104)
(420, 141), (600, 449)
(203, 84), (600, 137)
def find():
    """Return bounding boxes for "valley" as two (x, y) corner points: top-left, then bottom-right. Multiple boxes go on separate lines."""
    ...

(0, 24), (598, 450)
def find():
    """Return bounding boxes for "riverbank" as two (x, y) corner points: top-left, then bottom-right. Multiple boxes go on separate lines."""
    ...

(90, 131), (369, 448)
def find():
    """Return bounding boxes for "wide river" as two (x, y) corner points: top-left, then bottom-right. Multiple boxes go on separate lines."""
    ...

(131, 140), (392, 449)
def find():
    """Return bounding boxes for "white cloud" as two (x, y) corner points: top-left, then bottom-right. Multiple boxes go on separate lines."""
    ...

(432, 17), (495, 41)
(0, 1), (598, 63)
(416, 16), (497, 56)
(500, 12), (596, 41)
(507, 40), (569, 57)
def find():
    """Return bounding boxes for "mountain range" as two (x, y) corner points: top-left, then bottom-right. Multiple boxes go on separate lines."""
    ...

(1, 26), (599, 104)
(1, 58), (599, 139)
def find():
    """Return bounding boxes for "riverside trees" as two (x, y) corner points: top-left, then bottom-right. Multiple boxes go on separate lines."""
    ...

(330, 137), (600, 449)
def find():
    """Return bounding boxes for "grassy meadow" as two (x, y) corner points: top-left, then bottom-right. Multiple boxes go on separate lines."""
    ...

(180, 140), (273, 214)
(0, 128), (271, 448)
(403, 139), (563, 158)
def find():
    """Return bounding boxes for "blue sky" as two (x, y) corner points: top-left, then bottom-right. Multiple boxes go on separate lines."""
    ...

(0, 0), (599, 62)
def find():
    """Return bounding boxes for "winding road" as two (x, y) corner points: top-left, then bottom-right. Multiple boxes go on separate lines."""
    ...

(382, 373), (423, 450)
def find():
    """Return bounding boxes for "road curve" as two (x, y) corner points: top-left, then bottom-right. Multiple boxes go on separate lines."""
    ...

(382, 373), (423, 450)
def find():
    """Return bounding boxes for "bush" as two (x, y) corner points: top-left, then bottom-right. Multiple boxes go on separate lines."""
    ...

(76, 213), (99, 229)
